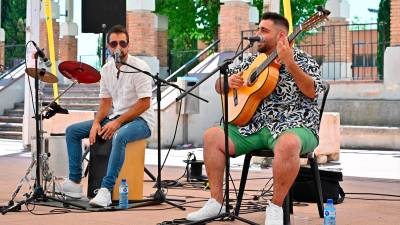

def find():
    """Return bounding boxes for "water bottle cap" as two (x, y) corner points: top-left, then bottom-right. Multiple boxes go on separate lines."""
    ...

(121, 179), (126, 182)
(327, 199), (334, 204)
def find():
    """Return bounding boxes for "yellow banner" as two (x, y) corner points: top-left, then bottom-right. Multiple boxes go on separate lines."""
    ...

(282, 0), (293, 34)
(43, 0), (59, 102)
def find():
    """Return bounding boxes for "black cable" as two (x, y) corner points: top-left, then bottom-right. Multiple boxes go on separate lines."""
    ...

(160, 93), (183, 170)
(229, 173), (238, 199)
(25, 40), (36, 114)
(117, 70), (141, 74)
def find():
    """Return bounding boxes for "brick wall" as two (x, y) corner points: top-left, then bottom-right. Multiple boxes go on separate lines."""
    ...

(59, 36), (77, 61)
(391, 0), (400, 46)
(126, 11), (157, 57)
(157, 30), (168, 66)
(324, 18), (351, 62)
(219, 1), (250, 52)
(39, 19), (60, 61)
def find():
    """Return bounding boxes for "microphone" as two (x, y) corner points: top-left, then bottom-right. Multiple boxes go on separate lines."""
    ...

(31, 41), (52, 67)
(244, 35), (264, 42)
(114, 49), (121, 64)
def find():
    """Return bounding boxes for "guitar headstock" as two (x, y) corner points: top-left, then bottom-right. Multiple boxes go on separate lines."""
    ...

(301, 6), (331, 31)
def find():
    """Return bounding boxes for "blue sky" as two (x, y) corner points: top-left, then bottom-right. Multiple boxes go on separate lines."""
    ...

(57, 0), (381, 58)
(349, 0), (380, 23)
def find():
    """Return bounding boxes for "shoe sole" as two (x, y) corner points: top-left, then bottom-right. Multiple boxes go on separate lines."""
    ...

(89, 201), (111, 208)
(63, 191), (82, 199)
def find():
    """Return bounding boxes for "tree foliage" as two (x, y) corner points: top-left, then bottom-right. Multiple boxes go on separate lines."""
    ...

(156, 0), (220, 50)
(285, 0), (328, 27)
(157, 0), (327, 50)
(377, 0), (390, 79)
(156, 0), (328, 73)
(1, 0), (26, 67)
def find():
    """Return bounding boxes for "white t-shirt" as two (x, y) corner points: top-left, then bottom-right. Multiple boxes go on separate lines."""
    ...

(99, 54), (155, 132)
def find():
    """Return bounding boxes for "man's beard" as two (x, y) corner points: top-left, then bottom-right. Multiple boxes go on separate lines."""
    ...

(257, 44), (268, 53)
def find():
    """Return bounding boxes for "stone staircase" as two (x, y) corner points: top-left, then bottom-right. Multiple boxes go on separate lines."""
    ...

(42, 83), (100, 111)
(0, 83), (100, 140)
(0, 102), (24, 139)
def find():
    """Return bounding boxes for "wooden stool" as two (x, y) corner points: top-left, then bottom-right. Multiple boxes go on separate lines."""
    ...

(112, 139), (147, 201)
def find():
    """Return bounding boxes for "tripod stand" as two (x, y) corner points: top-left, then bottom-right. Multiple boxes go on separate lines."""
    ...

(119, 61), (207, 210)
(2, 51), (85, 215)
(176, 42), (258, 224)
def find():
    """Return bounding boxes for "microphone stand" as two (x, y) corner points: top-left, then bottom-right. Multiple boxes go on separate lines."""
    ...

(2, 51), (85, 215)
(119, 60), (207, 210)
(176, 41), (258, 225)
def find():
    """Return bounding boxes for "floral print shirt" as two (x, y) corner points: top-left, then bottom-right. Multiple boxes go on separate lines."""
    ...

(228, 48), (323, 138)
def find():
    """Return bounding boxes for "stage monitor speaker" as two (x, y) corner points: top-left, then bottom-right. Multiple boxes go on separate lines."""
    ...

(81, 0), (126, 34)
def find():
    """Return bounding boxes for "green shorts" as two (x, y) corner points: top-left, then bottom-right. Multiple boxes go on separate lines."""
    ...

(224, 124), (319, 157)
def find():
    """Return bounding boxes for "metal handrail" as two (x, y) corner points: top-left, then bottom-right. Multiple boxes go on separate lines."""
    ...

(0, 61), (25, 80)
(152, 39), (220, 92)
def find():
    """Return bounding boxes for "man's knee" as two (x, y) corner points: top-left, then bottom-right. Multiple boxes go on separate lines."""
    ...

(203, 127), (222, 144)
(112, 131), (127, 146)
(65, 124), (79, 138)
(274, 133), (301, 159)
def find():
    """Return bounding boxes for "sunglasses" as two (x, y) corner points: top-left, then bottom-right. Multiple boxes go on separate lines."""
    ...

(109, 40), (128, 48)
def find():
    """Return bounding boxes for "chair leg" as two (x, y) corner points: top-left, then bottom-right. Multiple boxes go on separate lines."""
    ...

(144, 167), (156, 182)
(289, 187), (293, 214)
(234, 154), (252, 216)
(283, 194), (291, 225)
(309, 155), (324, 218)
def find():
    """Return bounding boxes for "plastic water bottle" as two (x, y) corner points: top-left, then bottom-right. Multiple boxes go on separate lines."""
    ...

(118, 179), (129, 209)
(324, 199), (336, 225)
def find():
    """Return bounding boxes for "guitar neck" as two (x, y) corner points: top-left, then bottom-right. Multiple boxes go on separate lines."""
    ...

(257, 26), (302, 73)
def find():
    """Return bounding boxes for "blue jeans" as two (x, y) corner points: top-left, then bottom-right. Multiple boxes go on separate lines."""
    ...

(65, 117), (151, 192)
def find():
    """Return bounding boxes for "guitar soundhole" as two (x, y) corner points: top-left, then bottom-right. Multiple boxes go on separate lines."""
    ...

(248, 71), (258, 86)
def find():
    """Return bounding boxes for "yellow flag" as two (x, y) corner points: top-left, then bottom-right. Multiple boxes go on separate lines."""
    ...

(43, 0), (59, 102)
(282, 0), (293, 34)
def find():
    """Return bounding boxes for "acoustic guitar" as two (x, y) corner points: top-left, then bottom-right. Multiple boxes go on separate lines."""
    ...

(226, 6), (330, 126)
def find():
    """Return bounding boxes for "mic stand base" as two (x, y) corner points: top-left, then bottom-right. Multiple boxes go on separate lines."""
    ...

(2, 186), (86, 215)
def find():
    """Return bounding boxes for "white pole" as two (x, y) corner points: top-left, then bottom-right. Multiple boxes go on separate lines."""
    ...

(65, 0), (73, 23)
(23, 0), (41, 148)
(271, 0), (280, 13)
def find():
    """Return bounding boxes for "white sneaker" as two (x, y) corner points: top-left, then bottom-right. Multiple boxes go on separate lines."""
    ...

(89, 188), (112, 207)
(265, 201), (283, 225)
(186, 198), (224, 221)
(56, 179), (82, 199)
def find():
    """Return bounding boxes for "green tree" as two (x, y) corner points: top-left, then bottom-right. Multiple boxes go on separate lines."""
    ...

(1, 0), (26, 68)
(156, 0), (327, 73)
(156, 0), (198, 50)
(377, 0), (390, 79)
(155, 0), (220, 75)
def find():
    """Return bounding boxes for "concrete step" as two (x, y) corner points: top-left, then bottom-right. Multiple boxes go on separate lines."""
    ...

(0, 131), (22, 140)
(42, 89), (100, 97)
(341, 125), (400, 150)
(0, 116), (23, 123)
(43, 96), (100, 104)
(3, 108), (24, 117)
(0, 123), (22, 132)
(44, 83), (100, 89)
(14, 102), (24, 109)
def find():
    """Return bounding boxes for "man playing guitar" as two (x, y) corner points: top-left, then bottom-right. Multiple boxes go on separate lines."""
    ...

(187, 12), (324, 225)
